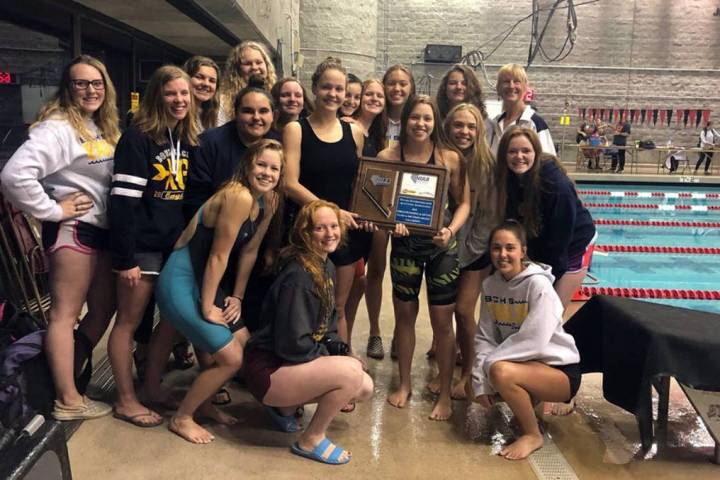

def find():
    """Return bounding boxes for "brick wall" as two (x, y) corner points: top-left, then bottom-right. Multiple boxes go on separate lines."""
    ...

(299, 0), (720, 149)
(298, 0), (378, 89)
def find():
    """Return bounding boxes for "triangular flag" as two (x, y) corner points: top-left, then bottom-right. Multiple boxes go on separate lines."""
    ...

(640, 108), (647, 124)
(631, 109), (638, 123)
(695, 109), (702, 128)
(689, 109), (697, 127)
(683, 109), (690, 127)
(659, 109), (666, 126)
(667, 109), (673, 126)
(676, 109), (683, 126)
(652, 109), (658, 126)
(702, 109), (711, 125)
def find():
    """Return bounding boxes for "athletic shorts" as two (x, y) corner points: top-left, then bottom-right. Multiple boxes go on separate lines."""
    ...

(135, 252), (167, 275)
(551, 363), (581, 401)
(329, 229), (373, 267)
(461, 252), (491, 272)
(244, 347), (283, 403)
(566, 232), (598, 274)
(390, 236), (459, 305)
(42, 220), (109, 254)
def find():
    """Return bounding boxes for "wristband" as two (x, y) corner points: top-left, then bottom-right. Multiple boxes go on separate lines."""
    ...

(231, 295), (243, 302)
(446, 226), (454, 236)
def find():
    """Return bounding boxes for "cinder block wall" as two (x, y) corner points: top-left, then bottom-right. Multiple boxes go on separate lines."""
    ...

(298, 0), (378, 90)
(300, 0), (720, 150)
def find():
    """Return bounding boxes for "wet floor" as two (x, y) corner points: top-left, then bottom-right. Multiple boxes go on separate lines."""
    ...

(68, 273), (719, 479)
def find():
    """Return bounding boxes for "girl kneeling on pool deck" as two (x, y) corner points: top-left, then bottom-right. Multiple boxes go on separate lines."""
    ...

(155, 139), (283, 443)
(244, 200), (374, 465)
(468, 220), (581, 460)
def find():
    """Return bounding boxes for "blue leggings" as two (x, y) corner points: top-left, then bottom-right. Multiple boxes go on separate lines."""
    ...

(155, 246), (233, 355)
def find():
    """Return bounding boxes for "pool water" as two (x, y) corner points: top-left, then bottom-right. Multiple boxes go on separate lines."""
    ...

(578, 182), (720, 314)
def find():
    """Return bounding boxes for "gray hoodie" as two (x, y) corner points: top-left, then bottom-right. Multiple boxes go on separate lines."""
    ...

(471, 262), (580, 396)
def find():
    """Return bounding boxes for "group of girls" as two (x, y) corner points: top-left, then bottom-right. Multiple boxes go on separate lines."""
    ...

(0, 35), (595, 463)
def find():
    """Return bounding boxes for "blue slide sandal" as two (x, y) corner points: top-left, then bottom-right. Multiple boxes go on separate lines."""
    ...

(291, 437), (351, 465)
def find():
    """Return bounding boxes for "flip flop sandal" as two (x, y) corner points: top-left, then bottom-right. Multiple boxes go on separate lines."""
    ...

(212, 387), (232, 406)
(264, 406), (300, 432)
(113, 408), (164, 428)
(340, 402), (356, 413)
(291, 437), (351, 465)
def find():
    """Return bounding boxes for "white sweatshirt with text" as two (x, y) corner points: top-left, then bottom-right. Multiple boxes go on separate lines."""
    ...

(471, 262), (580, 396)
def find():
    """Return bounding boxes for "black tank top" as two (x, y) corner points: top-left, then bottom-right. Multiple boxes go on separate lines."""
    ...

(400, 144), (436, 165)
(188, 195), (265, 307)
(298, 118), (358, 209)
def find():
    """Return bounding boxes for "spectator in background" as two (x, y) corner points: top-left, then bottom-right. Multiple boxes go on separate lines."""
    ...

(695, 121), (718, 175)
(611, 119), (631, 173)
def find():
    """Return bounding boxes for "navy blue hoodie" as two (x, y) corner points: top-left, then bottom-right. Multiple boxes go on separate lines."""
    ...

(506, 160), (595, 280)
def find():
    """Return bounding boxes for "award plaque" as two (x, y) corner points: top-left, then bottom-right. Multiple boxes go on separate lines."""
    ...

(350, 157), (449, 235)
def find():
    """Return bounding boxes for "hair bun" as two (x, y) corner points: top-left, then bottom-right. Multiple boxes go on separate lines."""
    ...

(247, 74), (266, 89)
(324, 56), (342, 65)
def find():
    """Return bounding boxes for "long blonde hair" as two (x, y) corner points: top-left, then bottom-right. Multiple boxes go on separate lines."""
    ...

(444, 103), (496, 220)
(220, 41), (276, 120)
(33, 55), (120, 145)
(132, 65), (200, 146)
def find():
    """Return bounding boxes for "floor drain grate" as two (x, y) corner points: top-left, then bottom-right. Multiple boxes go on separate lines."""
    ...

(527, 435), (579, 480)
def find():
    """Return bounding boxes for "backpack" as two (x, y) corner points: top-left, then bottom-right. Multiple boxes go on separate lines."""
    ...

(0, 303), (93, 429)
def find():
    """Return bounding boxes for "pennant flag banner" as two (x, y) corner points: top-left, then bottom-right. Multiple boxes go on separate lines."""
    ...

(578, 107), (710, 128)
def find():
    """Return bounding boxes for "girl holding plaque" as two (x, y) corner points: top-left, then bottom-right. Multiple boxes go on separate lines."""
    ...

(283, 57), (368, 347)
(377, 95), (470, 421)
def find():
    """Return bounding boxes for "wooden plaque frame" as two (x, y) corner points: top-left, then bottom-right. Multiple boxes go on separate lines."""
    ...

(349, 157), (449, 236)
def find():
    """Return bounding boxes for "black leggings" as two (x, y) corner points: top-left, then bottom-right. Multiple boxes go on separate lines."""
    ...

(695, 151), (713, 172)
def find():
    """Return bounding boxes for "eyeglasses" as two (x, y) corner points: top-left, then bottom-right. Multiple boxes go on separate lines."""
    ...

(71, 79), (105, 91)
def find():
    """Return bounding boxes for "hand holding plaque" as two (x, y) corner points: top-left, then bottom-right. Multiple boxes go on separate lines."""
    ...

(350, 157), (449, 236)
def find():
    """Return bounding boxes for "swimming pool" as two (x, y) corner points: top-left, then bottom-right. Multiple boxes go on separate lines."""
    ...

(578, 182), (720, 314)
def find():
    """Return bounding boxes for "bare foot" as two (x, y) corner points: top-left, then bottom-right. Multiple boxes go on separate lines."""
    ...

(426, 374), (441, 395)
(547, 397), (575, 416)
(387, 386), (411, 408)
(500, 433), (544, 460)
(197, 402), (238, 426)
(113, 401), (163, 427)
(451, 376), (468, 400)
(429, 395), (452, 421)
(168, 415), (215, 444)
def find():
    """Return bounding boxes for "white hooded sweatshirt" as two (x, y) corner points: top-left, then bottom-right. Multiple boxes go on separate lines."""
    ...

(1, 118), (114, 227)
(471, 262), (580, 396)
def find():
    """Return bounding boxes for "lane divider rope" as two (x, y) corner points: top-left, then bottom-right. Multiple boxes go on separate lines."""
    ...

(580, 189), (720, 199)
(574, 286), (720, 301)
(597, 245), (720, 254)
(585, 202), (718, 211)
(594, 219), (720, 228)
